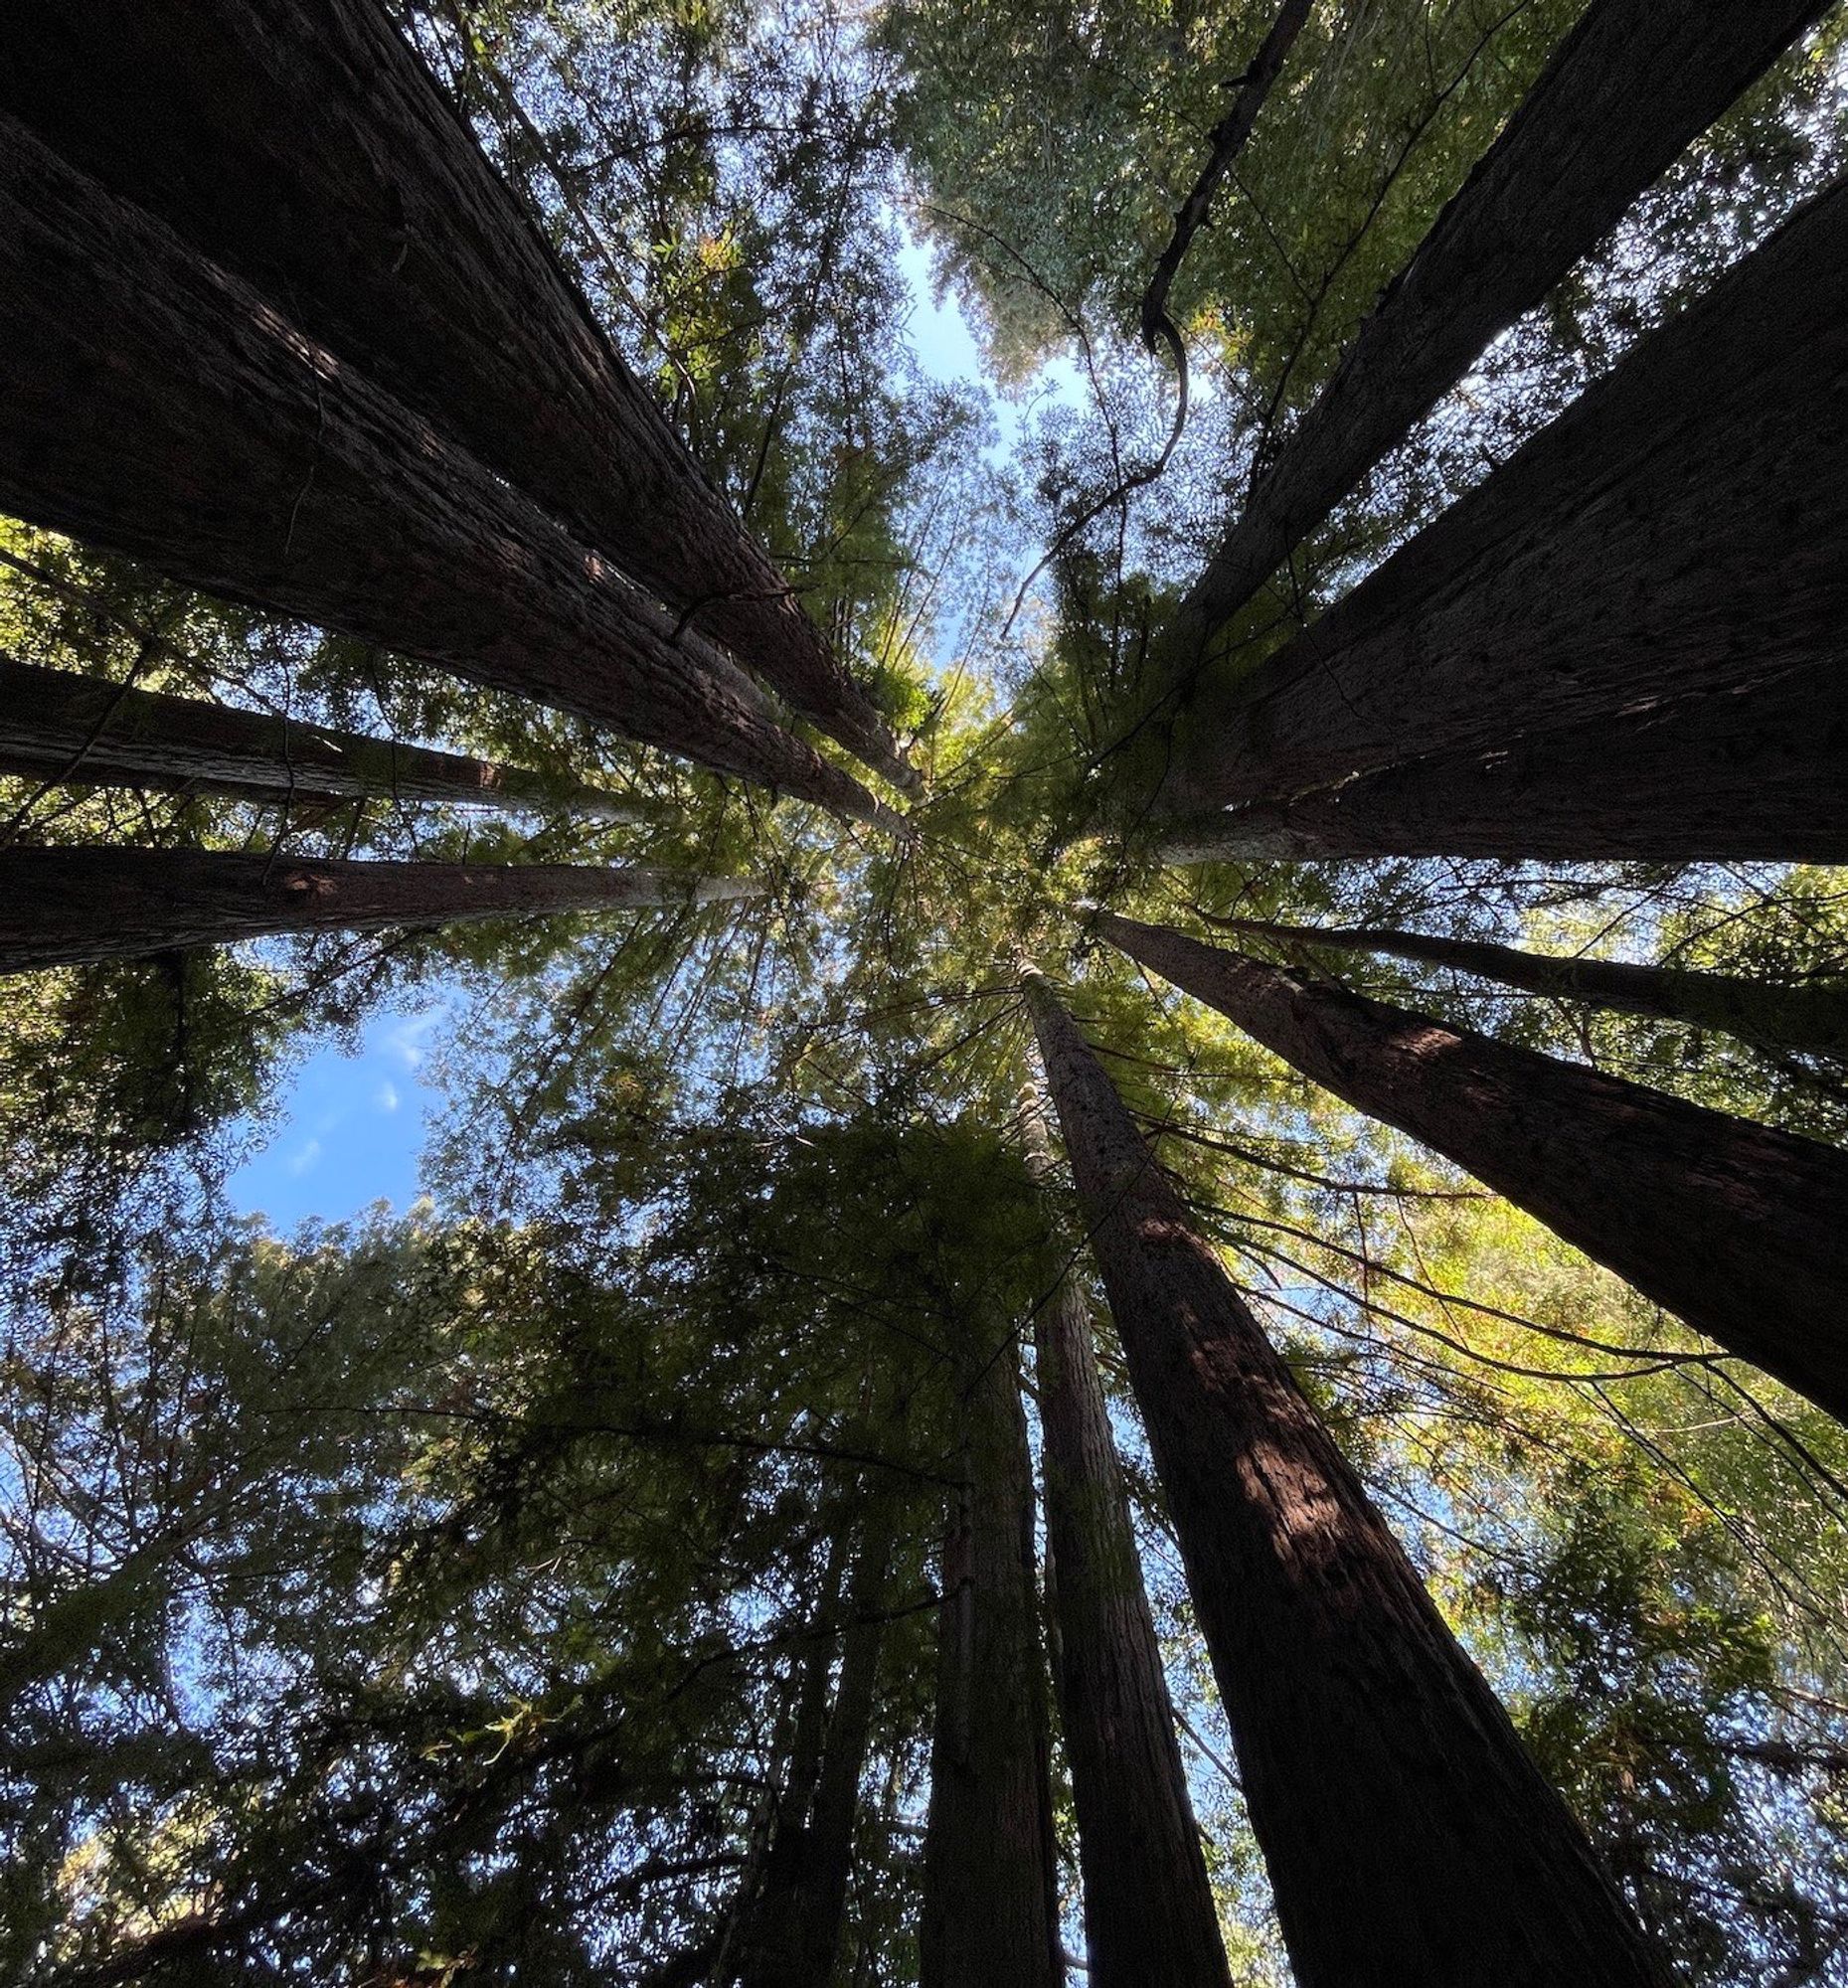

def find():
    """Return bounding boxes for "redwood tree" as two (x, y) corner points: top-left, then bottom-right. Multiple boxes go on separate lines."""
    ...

(1096, 912), (1848, 1424)
(1154, 0), (1827, 686)
(1144, 174), (1848, 847)
(1025, 967), (1665, 1987)
(0, 655), (643, 821)
(1021, 1092), (1231, 1988)
(1151, 687), (1848, 867)
(1, 0), (914, 791)
(1216, 915), (1848, 1061)
(919, 1336), (1061, 1988)
(0, 116), (886, 825)
(0, 847), (756, 972)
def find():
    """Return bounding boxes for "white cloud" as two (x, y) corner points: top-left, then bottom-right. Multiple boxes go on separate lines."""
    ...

(374, 1080), (401, 1114)
(384, 1010), (442, 1072)
(285, 1138), (323, 1178)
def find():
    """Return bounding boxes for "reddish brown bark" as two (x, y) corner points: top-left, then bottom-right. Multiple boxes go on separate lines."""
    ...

(0, 846), (756, 973)
(919, 1339), (1061, 1988)
(0, 116), (885, 826)
(1097, 911), (1848, 1423)
(1151, 173), (1848, 826)
(0, 656), (643, 821)
(1216, 915), (1848, 1061)
(1022, 1100), (1232, 1988)
(1024, 968), (1665, 1987)
(1156, 0), (1827, 683)
(1, 0), (913, 790)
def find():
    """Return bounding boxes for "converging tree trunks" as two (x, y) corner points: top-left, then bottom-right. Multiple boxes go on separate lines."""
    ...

(0, 118), (887, 825)
(1213, 916), (1848, 1062)
(1151, 0), (1829, 688)
(0, 0), (917, 792)
(0, 655), (646, 822)
(1146, 174), (1848, 850)
(1025, 967), (1665, 1988)
(1020, 1091), (1233, 1988)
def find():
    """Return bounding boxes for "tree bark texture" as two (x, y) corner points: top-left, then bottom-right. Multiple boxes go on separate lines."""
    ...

(1097, 912), (1848, 1423)
(1024, 968), (1665, 1987)
(0, 117), (885, 825)
(919, 1342), (1061, 1988)
(1, 0), (913, 791)
(0, 655), (643, 821)
(0, 847), (756, 973)
(735, 1494), (896, 1988)
(1157, 0), (1828, 681)
(1219, 916), (1848, 1061)
(1153, 665), (1848, 867)
(1151, 170), (1848, 826)
(1021, 1100), (1233, 1988)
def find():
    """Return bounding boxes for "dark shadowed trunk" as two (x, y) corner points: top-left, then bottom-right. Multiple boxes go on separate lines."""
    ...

(1, 0), (913, 790)
(735, 1493), (897, 1988)
(1020, 1093), (1232, 1988)
(0, 847), (756, 972)
(1217, 916), (1848, 1061)
(0, 117), (887, 826)
(0, 656), (645, 821)
(1023, 968), (1665, 1987)
(1152, 665), (1848, 867)
(919, 1339), (1061, 1988)
(1097, 912), (1848, 1423)
(1148, 171), (1848, 831)
(1155, 0), (1827, 681)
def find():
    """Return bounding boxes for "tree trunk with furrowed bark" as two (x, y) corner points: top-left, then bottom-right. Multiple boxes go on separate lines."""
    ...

(1095, 912), (1848, 1424)
(0, 0), (913, 791)
(0, 655), (645, 821)
(1152, 667), (1848, 868)
(1146, 171), (1848, 836)
(1020, 1094), (1232, 1988)
(1217, 916), (1848, 1061)
(0, 847), (756, 973)
(1153, 0), (1827, 687)
(919, 1338), (1061, 1988)
(0, 118), (886, 826)
(1024, 967), (1665, 1988)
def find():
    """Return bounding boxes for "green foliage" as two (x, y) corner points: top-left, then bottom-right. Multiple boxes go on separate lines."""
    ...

(7, 0), (1848, 1981)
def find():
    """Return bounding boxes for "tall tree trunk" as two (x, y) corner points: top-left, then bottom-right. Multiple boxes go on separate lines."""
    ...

(0, 847), (756, 973)
(1096, 911), (1848, 1424)
(0, 655), (644, 821)
(919, 1341), (1061, 1988)
(1146, 171), (1848, 834)
(1023, 968), (1664, 1987)
(1, 0), (914, 791)
(1216, 915), (1848, 1061)
(0, 116), (887, 827)
(1151, 670), (1848, 867)
(736, 1492), (897, 1988)
(1020, 1092), (1232, 1988)
(1154, 0), (1827, 683)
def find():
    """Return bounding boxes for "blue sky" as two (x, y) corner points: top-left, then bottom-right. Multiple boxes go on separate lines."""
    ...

(227, 1004), (445, 1228)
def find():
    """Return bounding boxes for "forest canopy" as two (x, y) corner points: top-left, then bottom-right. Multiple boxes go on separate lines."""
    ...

(3, 1), (1848, 1983)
